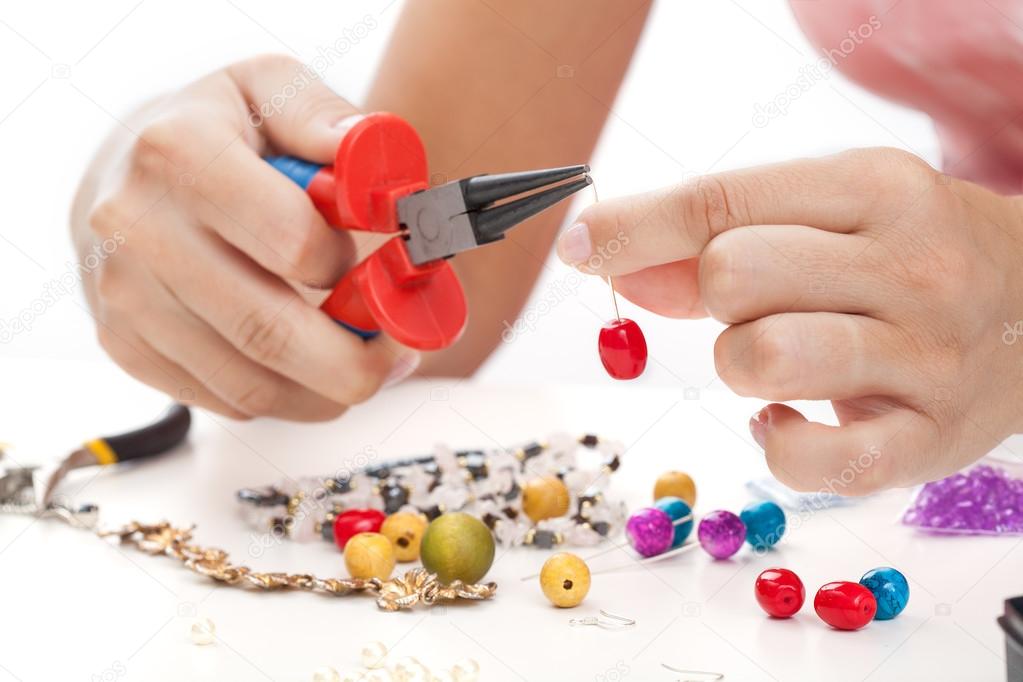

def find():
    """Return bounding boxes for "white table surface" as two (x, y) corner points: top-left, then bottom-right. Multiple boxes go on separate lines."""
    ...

(0, 359), (1018, 682)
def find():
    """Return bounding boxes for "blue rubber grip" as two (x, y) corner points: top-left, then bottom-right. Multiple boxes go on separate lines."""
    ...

(266, 156), (322, 190)
(266, 155), (381, 342)
(335, 319), (379, 340)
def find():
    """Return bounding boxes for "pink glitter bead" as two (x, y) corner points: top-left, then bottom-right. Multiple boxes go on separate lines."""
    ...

(902, 465), (1023, 535)
(698, 510), (746, 559)
(625, 507), (674, 557)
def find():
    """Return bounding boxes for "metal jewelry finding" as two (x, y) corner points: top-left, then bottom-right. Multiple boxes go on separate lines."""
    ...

(568, 609), (636, 629)
(661, 663), (724, 681)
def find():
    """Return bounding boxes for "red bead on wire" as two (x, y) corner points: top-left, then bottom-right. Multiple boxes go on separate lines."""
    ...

(598, 276), (647, 380)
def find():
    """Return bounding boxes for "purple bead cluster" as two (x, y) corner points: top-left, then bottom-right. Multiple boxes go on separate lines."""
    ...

(902, 465), (1023, 535)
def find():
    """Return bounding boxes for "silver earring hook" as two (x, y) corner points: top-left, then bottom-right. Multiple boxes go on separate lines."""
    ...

(661, 663), (724, 681)
(568, 609), (636, 629)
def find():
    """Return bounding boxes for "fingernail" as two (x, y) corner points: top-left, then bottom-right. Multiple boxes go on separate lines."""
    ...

(558, 223), (592, 264)
(749, 407), (770, 449)
(384, 352), (421, 388)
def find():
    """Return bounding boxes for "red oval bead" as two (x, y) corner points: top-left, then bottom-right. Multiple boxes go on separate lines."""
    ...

(754, 568), (805, 618)
(814, 581), (877, 630)
(598, 318), (648, 380)
(333, 509), (386, 550)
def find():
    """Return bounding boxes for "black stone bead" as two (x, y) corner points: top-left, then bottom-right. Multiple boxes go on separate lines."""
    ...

(603, 454), (621, 472)
(532, 530), (557, 549)
(381, 483), (410, 514)
(591, 521), (611, 536)
(328, 476), (352, 494)
(522, 442), (544, 459)
(237, 487), (290, 507)
(580, 434), (599, 448)
(503, 480), (520, 502)
(422, 505), (443, 521)
(321, 518), (335, 541)
(360, 466), (380, 479)
(482, 513), (501, 529)
(502, 507), (519, 520)
(460, 451), (489, 480)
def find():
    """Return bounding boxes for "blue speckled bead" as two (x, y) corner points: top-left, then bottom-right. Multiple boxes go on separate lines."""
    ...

(654, 496), (693, 548)
(739, 500), (786, 550)
(859, 567), (909, 620)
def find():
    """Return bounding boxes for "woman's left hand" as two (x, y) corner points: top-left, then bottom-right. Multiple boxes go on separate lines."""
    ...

(558, 147), (1023, 494)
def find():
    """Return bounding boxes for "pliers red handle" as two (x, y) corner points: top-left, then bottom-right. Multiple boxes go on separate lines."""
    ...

(267, 112), (591, 351)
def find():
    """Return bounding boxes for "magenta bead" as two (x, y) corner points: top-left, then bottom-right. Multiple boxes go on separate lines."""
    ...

(698, 510), (747, 559)
(626, 507), (674, 557)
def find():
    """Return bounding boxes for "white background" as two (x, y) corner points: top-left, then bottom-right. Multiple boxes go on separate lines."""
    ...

(3, 3), (1014, 682)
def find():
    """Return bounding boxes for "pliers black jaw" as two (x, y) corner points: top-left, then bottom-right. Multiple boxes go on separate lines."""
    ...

(400, 164), (592, 264)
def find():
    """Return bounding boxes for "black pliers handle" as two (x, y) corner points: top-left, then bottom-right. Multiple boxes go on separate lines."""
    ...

(78, 404), (191, 466)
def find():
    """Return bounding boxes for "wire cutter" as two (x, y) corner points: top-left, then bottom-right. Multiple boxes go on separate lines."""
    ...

(267, 112), (592, 350)
(0, 404), (191, 519)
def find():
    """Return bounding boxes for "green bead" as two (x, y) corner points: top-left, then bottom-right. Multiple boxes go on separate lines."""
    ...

(420, 512), (495, 585)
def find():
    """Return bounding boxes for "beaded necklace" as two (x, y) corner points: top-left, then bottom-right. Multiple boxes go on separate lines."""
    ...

(236, 434), (627, 550)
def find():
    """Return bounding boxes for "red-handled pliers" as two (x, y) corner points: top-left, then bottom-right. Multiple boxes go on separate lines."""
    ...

(267, 112), (591, 350)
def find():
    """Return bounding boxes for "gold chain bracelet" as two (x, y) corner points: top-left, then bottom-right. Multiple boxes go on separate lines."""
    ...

(97, 520), (497, 612)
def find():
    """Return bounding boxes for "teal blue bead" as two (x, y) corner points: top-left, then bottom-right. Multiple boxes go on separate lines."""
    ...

(739, 500), (786, 550)
(654, 496), (693, 548)
(859, 567), (909, 620)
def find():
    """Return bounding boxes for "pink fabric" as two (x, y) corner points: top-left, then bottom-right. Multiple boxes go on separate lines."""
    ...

(790, 0), (1023, 194)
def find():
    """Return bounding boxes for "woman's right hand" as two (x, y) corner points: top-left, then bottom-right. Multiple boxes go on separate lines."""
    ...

(72, 55), (420, 421)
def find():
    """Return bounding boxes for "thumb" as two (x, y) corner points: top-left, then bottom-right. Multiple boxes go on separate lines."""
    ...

(229, 54), (362, 163)
(750, 403), (928, 496)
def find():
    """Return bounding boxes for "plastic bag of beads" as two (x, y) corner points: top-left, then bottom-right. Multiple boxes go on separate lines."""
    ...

(901, 464), (1023, 535)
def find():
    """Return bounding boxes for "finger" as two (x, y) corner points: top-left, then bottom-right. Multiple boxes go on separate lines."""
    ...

(94, 319), (248, 419)
(750, 403), (935, 494)
(560, 150), (894, 276)
(189, 135), (358, 288)
(714, 312), (909, 402)
(147, 225), (418, 406)
(132, 278), (351, 421)
(228, 54), (363, 163)
(132, 106), (357, 288)
(699, 225), (880, 324)
(611, 259), (707, 319)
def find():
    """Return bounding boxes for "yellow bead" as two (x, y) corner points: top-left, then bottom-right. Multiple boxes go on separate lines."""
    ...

(380, 512), (428, 562)
(539, 552), (591, 608)
(521, 477), (570, 523)
(344, 532), (396, 580)
(653, 471), (696, 507)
